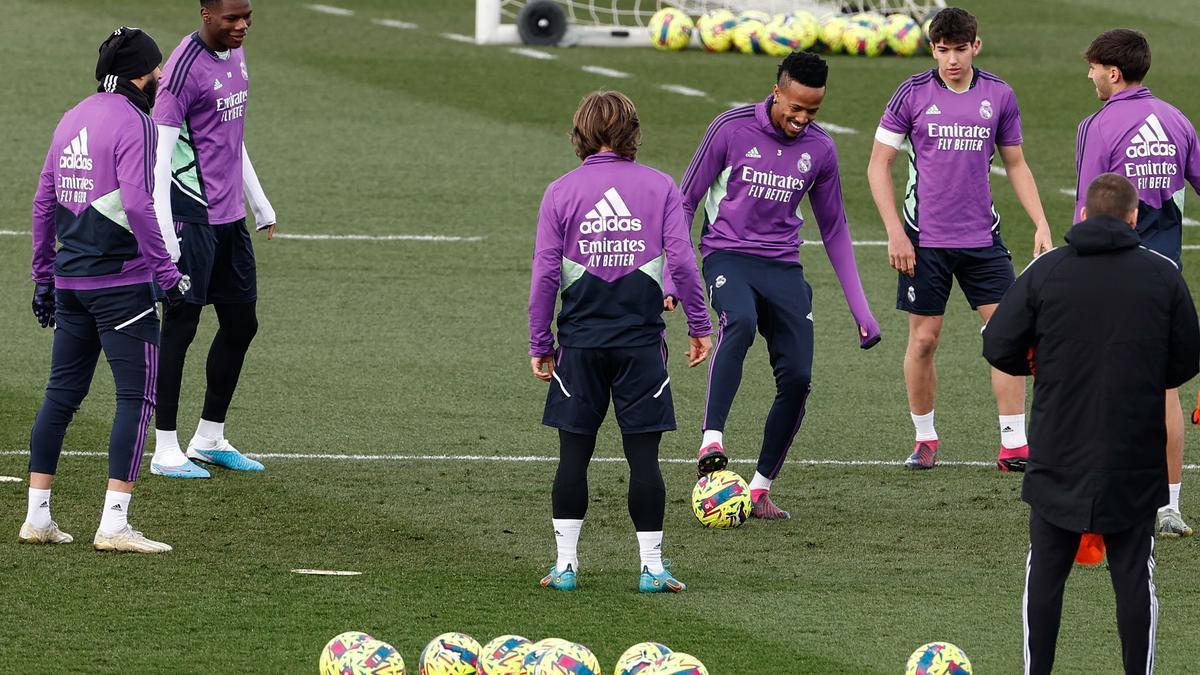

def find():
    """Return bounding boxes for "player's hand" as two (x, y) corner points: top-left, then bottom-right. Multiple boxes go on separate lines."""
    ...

(858, 321), (882, 350)
(32, 282), (55, 328)
(531, 355), (555, 381)
(265, 222), (277, 241)
(163, 275), (192, 310)
(687, 335), (712, 367)
(1033, 226), (1053, 257)
(663, 295), (677, 312)
(888, 233), (916, 277)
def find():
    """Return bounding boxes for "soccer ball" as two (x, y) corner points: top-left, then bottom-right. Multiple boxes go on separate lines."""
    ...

(905, 642), (973, 675)
(533, 642), (601, 675)
(921, 16), (934, 51)
(478, 635), (532, 675)
(786, 11), (820, 51)
(615, 642), (672, 675)
(816, 14), (848, 54)
(738, 10), (773, 25)
(321, 631), (375, 675)
(642, 652), (708, 675)
(342, 640), (407, 675)
(692, 470), (751, 528)
(419, 632), (481, 675)
(850, 12), (886, 30)
(647, 8), (693, 51)
(696, 9), (738, 52)
(732, 16), (768, 55)
(521, 638), (573, 673)
(885, 15), (922, 57)
(760, 15), (800, 57)
(842, 21), (886, 57)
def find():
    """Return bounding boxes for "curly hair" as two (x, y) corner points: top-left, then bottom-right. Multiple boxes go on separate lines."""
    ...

(776, 51), (828, 88)
(570, 90), (641, 160)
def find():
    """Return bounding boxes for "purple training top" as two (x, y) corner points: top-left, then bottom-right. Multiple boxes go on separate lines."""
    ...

(529, 152), (712, 356)
(32, 92), (181, 292)
(680, 96), (876, 336)
(1075, 86), (1200, 229)
(879, 68), (1023, 248)
(153, 33), (249, 225)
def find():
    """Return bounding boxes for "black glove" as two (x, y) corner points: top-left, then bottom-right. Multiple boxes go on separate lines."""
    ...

(163, 275), (191, 310)
(32, 282), (55, 328)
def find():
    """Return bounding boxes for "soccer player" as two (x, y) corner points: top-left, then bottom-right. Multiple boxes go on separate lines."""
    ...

(1074, 28), (1200, 538)
(22, 28), (187, 553)
(149, 0), (277, 478)
(529, 91), (712, 593)
(681, 51), (880, 519)
(867, 7), (1052, 471)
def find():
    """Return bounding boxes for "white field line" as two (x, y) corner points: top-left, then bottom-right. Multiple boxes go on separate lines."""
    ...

(372, 18), (418, 30)
(306, 4), (354, 16)
(819, 122), (858, 135)
(660, 84), (707, 97)
(1058, 188), (1076, 197)
(0, 230), (482, 242)
(727, 101), (753, 108)
(582, 65), (631, 78)
(0, 450), (1198, 470)
(441, 32), (476, 44)
(1185, 217), (1200, 226)
(990, 165), (1007, 177)
(802, 239), (887, 246)
(509, 47), (556, 60)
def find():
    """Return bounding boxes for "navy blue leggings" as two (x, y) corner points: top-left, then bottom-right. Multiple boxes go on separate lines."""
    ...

(701, 251), (814, 480)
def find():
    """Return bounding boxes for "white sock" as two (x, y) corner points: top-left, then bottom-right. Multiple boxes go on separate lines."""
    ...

(701, 429), (724, 448)
(1000, 414), (1027, 448)
(152, 429), (188, 465)
(911, 410), (937, 442)
(637, 531), (664, 574)
(552, 518), (583, 572)
(748, 471), (772, 493)
(26, 488), (52, 528)
(1160, 483), (1182, 513)
(194, 419), (225, 446)
(98, 490), (131, 535)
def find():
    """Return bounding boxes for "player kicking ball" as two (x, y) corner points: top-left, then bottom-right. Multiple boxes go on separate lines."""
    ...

(680, 52), (881, 519)
(867, 7), (1052, 472)
(529, 91), (712, 592)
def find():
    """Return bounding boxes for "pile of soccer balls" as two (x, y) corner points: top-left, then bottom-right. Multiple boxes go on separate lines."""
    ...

(320, 631), (709, 674)
(648, 7), (929, 58)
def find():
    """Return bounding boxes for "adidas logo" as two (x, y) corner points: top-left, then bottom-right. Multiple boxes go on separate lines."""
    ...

(110, 504), (123, 511)
(1126, 113), (1176, 158)
(1002, 426), (1014, 433)
(553, 530), (563, 536)
(744, 146), (761, 158)
(38, 500), (49, 508)
(578, 187), (642, 235)
(925, 104), (941, 115)
(806, 311), (814, 321)
(59, 127), (93, 170)
(213, 78), (224, 91)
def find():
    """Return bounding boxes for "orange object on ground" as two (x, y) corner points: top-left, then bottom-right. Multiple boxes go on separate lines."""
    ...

(1075, 532), (1105, 565)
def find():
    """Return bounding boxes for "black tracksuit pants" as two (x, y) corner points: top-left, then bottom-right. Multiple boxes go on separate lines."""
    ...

(1023, 510), (1157, 674)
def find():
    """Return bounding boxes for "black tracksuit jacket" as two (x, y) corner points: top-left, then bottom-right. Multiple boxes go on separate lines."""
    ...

(983, 215), (1200, 533)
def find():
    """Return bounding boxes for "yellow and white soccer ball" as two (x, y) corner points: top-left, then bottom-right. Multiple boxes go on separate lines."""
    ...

(921, 16), (934, 51)
(533, 642), (602, 675)
(321, 631), (376, 675)
(760, 15), (800, 57)
(642, 652), (707, 675)
(647, 8), (694, 51)
(341, 640), (407, 675)
(885, 14), (922, 56)
(842, 21), (886, 57)
(615, 642), (672, 675)
(521, 638), (574, 673)
(692, 469), (751, 528)
(696, 9), (738, 52)
(905, 642), (973, 675)
(732, 15), (768, 55)
(419, 632), (481, 675)
(478, 635), (532, 675)
(786, 11), (820, 51)
(851, 11), (886, 30)
(817, 14), (848, 54)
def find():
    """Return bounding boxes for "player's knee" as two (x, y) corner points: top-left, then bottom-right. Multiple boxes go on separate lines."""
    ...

(908, 330), (940, 359)
(775, 364), (812, 393)
(720, 313), (757, 346)
(163, 304), (202, 342)
(219, 307), (259, 348)
(40, 391), (81, 417)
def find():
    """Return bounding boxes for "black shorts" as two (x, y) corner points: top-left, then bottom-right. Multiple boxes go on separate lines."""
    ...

(176, 219), (257, 305)
(1139, 223), (1183, 270)
(896, 226), (1015, 315)
(56, 283), (160, 345)
(542, 344), (675, 435)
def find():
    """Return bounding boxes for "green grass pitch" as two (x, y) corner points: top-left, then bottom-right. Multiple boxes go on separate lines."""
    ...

(2, 0), (1200, 672)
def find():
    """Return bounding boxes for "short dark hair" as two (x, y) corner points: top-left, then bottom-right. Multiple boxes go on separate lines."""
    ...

(200, 0), (220, 7)
(1085, 29), (1151, 83)
(1085, 173), (1138, 219)
(776, 51), (828, 89)
(928, 7), (977, 46)
(570, 90), (641, 160)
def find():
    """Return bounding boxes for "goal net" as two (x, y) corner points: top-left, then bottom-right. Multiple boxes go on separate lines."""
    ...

(476, 0), (945, 46)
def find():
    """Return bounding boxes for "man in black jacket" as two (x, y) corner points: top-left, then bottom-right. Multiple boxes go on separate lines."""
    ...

(983, 172), (1200, 675)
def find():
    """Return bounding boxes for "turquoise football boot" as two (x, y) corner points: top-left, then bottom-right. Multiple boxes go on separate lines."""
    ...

(639, 563), (686, 593)
(540, 564), (577, 591)
(187, 439), (264, 472)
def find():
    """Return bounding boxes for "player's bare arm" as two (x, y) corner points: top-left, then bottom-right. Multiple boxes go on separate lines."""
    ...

(997, 144), (1052, 256)
(868, 139), (915, 276)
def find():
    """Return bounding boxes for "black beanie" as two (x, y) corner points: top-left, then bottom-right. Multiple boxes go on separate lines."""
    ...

(95, 27), (162, 82)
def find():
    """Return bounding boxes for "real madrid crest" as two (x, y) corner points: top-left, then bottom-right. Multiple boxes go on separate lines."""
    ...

(979, 99), (993, 120)
(797, 152), (812, 174)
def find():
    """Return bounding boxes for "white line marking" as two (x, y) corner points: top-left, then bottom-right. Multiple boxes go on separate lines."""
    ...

(509, 47), (556, 60)
(0, 230), (483, 242)
(1185, 217), (1199, 227)
(291, 569), (363, 576)
(582, 65), (631, 78)
(441, 32), (476, 44)
(1, 450), (1197, 470)
(0, 476), (22, 483)
(372, 18), (418, 30)
(1058, 188), (1076, 197)
(818, 122), (858, 135)
(727, 101), (753, 109)
(802, 239), (888, 247)
(990, 165), (1008, 177)
(306, 4), (354, 16)
(660, 84), (706, 97)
